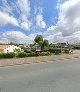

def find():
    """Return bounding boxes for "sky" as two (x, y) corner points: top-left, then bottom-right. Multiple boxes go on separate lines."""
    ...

(0, 0), (80, 45)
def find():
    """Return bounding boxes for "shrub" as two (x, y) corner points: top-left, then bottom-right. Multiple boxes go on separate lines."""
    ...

(16, 51), (51, 57)
(0, 52), (15, 58)
(73, 46), (80, 49)
(48, 48), (61, 53)
(39, 51), (51, 56)
(30, 52), (40, 57)
(25, 53), (31, 57)
(0, 51), (51, 59)
(24, 51), (51, 57)
(24, 49), (31, 53)
(16, 52), (27, 58)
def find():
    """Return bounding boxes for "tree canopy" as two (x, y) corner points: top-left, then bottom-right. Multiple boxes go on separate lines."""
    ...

(34, 35), (43, 43)
(34, 35), (49, 50)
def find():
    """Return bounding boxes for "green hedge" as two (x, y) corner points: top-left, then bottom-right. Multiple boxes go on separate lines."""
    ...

(16, 52), (27, 58)
(0, 52), (15, 58)
(16, 51), (51, 58)
(31, 51), (51, 57)
(30, 52), (40, 57)
(24, 49), (31, 53)
(48, 48), (61, 53)
(73, 46), (80, 49)
(39, 51), (51, 56)
(0, 51), (51, 58)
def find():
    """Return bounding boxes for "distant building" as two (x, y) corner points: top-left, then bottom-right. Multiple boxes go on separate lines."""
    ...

(0, 45), (23, 53)
(57, 43), (67, 48)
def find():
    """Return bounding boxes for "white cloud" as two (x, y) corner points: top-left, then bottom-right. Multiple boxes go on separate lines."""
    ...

(36, 14), (46, 29)
(0, 0), (32, 30)
(57, 0), (80, 36)
(44, 32), (63, 43)
(17, 0), (32, 30)
(0, 38), (9, 44)
(0, 0), (48, 31)
(1, 0), (13, 14)
(2, 31), (34, 44)
(17, 0), (30, 17)
(44, 31), (80, 45)
(64, 31), (80, 44)
(45, 26), (59, 35)
(0, 0), (19, 27)
(20, 15), (32, 30)
(46, 0), (80, 44)
(1, 31), (43, 44)
(1, 0), (80, 45)
(0, 11), (19, 26)
(21, 22), (32, 31)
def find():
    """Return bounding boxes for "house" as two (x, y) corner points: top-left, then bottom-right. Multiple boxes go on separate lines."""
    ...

(0, 45), (23, 53)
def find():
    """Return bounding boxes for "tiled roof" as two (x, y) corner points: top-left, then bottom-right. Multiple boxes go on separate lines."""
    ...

(0, 45), (11, 52)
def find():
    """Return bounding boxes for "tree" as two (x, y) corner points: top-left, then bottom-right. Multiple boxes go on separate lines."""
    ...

(34, 35), (43, 47)
(43, 40), (49, 46)
(41, 40), (49, 50)
(34, 35), (49, 51)
(34, 35), (43, 43)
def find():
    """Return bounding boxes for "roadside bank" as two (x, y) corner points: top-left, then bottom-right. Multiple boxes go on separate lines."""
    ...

(0, 50), (80, 67)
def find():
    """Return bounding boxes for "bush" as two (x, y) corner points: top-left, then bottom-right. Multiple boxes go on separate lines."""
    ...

(0, 52), (15, 58)
(40, 51), (51, 56)
(16, 52), (27, 58)
(29, 51), (51, 57)
(30, 52), (40, 57)
(24, 49), (31, 53)
(73, 46), (80, 49)
(0, 51), (51, 59)
(48, 48), (61, 53)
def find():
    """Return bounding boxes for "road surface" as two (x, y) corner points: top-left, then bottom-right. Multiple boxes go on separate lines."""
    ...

(0, 59), (80, 92)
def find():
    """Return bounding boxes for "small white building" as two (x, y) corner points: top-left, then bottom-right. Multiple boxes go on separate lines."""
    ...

(0, 45), (23, 53)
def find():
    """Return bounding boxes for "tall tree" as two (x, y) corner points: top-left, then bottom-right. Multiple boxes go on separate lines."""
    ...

(42, 40), (49, 50)
(34, 35), (43, 47)
(35, 35), (43, 43)
(34, 35), (49, 50)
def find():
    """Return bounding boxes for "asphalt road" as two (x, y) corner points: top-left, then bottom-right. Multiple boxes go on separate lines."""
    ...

(0, 59), (80, 92)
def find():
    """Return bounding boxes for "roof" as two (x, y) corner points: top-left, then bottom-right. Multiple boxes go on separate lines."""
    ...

(0, 45), (11, 52)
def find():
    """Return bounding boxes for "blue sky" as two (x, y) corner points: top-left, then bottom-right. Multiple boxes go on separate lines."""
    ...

(0, 0), (80, 45)
(0, 0), (59, 32)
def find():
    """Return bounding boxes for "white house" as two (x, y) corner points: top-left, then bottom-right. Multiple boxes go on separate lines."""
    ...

(0, 45), (23, 53)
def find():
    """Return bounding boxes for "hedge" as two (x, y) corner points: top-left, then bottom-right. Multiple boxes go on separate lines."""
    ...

(16, 52), (27, 58)
(16, 51), (51, 58)
(0, 52), (15, 58)
(0, 51), (51, 58)
(39, 51), (51, 56)
(73, 46), (80, 49)
(48, 48), (61, 53)
(30, 52), (41, 57)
